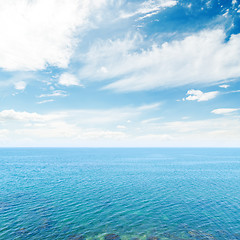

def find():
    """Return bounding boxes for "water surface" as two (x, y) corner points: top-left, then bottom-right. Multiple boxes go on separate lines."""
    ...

(0, 148), (240, 239)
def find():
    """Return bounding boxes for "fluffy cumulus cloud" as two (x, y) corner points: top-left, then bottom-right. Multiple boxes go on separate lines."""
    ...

(185, 89), (219, 102)
(79, 29), (240, 91)
(0, 0), (108, 71)
(14, 81), (26, 90)
(58, 73), (82, 87)
(219, 84), (230, 88)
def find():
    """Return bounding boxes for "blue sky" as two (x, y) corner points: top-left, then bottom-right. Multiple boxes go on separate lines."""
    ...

(0, 0), (240, 147)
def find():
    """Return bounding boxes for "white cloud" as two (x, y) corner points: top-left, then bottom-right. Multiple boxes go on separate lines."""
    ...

(135, 117), (240, 147)
(100, 66), (108, 73)
(219, 84), (230, 88)
(78, 130), (127, 140)
(136, 134), (173, 141)
(14, 81), (26, 90)
(0, 129), (9, 137)
(80, 33), (142, 81)
(37, 99), (55, 104)
(117, 125), (127, 129)
(141, 117), (163, 124)
(60, 105), (149, 126)
(223, 9), (229, 18)
(15, 121), (77, 138)
(211, 108), (239, 115)
(0, 0), (108, 71)
(120, 0), (177, 19)
(0, 104), (150, 128)
(39, 90), (68, 98)
(0, 72), (34, 89)
(80, 29), (240, 92)
(137, 102), (161, 110)
(15, 127), (128, 143)
(59, 73), (82, 87)
(185, 89), (219, 102)
(0, 109), (59, 122)
(0, 108), (130, 145)
(0, 104), (159, 143)
(0, 107), (240, 147)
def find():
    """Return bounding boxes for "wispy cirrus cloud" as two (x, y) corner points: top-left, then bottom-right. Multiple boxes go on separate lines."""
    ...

(37, 99), (55, 105)
(38, 90), (68, 98)
(137, 102), (161, 110)
(211, 108), (239, 115)
(120, 0), (178, 19)
(79, 29), (240, 92)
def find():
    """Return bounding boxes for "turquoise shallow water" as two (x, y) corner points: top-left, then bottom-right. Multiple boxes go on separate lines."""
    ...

(0, 148), (240, 240)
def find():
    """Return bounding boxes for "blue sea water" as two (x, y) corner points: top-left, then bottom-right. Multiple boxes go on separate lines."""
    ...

(0, 148), (240, 240)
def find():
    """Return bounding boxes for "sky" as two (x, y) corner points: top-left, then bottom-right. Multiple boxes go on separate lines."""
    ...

(0, 0), (240, 147)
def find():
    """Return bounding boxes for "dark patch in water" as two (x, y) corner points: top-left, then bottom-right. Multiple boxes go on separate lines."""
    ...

(0, 201), (11, 212)
(188, 229), (215, 239)
(15, 227), (32, 238)
(215, 230), (240, 240)
(234, 233), (240, 240)
(38, 218), (54, 230)
(131, 237), (139, 240)
(147, 236), (159, 240)
(68, 234), (85, 240)
(178, 223), (189, 230)
(105, 233), (121, 240)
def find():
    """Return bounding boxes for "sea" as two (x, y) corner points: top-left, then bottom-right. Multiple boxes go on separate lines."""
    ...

(0, 148), (240, 240)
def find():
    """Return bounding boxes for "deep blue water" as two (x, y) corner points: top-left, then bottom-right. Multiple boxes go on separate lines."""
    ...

(0, 148), (240, 240)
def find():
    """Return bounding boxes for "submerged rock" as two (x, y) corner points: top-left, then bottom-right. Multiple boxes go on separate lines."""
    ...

(234, 233), (240, 240)
(131, 238), (139, 240)
(178, 223), (188, 230)
(188, 230), (215, 240)
(16, 227), (31, 236)
(104, 233), (121, 240)
(39, 218), (53, 230)
(18, 228), (27, 233)
(147, 236), (159, 240)
(68, 234), (85, 240)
